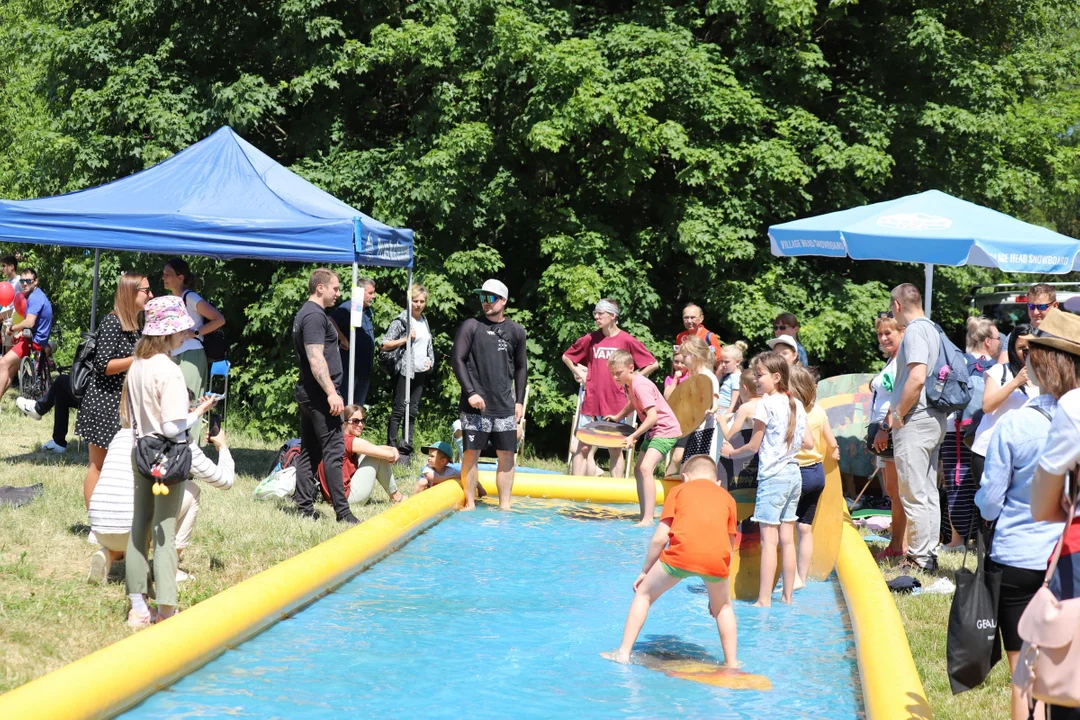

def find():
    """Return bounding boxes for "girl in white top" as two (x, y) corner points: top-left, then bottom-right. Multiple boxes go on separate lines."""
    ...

(721, 352), (813, 607)
(869, 313), (906, 560)
(972, 324), (1039, 469)
(162, 258), (225, 444)
(679, 336), (720, 462)
(123, 295), (219, 628)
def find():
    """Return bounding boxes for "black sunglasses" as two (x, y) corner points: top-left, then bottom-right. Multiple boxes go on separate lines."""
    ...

(877, 311), (894, 319)
(478, 293), (499, 304)
(346, 417), (365, 426)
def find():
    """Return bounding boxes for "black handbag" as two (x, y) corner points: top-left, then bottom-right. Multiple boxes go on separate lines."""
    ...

(865, 421), (894, 458)
(128, 390), (192, 491)
(947, 523), (1002, 694)
(200, 328), (228, 362)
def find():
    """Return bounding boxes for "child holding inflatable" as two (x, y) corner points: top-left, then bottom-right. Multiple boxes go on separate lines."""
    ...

(606, 349), (682, 525)
(604, 456), (738, 666)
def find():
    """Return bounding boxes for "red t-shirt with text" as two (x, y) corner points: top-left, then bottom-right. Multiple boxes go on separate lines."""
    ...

(564, 330), (656, 417)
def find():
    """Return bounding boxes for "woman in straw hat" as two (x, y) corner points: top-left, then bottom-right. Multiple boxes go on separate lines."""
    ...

(1027, 308), (1080, 720)
(122, 296), (219, 628)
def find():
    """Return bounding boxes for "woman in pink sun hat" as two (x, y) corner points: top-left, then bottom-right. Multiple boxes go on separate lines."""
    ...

(122, 295), (219, 627)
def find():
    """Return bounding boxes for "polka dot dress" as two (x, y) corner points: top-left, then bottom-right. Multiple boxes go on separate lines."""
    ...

(75, 314), (140, 448)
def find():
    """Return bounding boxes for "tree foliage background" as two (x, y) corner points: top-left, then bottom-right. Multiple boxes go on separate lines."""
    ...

(2, 0), (1080, 451)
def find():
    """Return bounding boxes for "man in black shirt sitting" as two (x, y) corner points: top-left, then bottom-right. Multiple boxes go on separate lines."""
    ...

(291, 268), (358, 523)
(451, 279), (528, 510)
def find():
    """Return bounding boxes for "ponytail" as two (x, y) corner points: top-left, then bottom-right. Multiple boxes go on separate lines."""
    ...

(785, 393), (797, 446)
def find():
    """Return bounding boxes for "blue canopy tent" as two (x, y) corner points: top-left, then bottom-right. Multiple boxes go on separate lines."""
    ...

(0, 127), (418, 432)
(768, 189), (1080, 316)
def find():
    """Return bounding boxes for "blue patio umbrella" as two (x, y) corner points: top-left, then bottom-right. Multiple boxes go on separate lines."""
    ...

(768, 190), (1080, 315)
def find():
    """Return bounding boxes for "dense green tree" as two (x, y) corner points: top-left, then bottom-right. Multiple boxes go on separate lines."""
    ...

(2, 0), (1079, 450)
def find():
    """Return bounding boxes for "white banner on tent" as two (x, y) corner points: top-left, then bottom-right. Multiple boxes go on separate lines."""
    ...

(351, 286), (365, 328)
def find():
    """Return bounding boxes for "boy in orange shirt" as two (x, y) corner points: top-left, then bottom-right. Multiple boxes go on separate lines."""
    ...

(604, 455), (739, 666)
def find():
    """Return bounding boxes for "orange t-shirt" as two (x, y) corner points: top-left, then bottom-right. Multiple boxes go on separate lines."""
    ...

(659, 480), (738, 578)
(675, 325), (723, 366)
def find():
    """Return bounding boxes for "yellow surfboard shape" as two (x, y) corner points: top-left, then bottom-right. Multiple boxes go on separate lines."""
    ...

(808, 454), (845, 580)
(622, 651), (772, 690)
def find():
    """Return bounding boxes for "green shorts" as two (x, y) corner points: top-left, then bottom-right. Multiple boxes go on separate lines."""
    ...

(642, 436), (679, 456)
(660, 561), (726, 584)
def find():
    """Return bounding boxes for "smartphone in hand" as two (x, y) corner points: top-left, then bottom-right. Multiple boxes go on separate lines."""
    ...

(208, 412), (222, 439)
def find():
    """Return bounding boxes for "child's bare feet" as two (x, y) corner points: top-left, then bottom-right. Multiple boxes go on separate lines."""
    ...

(752, 600), (771, 608)
(633, 519), (654, 527)
(780, 595), (794, 604)
(462, 502), (476, 511)
(601, 650), (631, 664)
(793, 577), (805, 591)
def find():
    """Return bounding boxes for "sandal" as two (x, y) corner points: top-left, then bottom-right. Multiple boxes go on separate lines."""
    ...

(127, 609), (156, 629)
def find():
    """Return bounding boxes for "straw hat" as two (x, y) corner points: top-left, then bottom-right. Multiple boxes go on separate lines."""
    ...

(1021, 309), (1080, 357)
(142, 295), (195, 337)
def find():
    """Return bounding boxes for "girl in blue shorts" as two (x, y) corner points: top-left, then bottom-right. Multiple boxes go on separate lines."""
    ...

(721, 352), (813, 607)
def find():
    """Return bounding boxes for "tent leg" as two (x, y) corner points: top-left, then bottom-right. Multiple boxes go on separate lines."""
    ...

(348, 262), (358, 405)
(89, 249), (101, 333)
(403, 267), (413, 450)
(924, 263), (934, 318)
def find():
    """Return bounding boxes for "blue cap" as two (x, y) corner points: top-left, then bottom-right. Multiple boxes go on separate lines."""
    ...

(421, 441), (454, 459)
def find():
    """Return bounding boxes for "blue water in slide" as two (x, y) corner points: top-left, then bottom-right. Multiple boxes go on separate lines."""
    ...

(121, 500), (862, 719)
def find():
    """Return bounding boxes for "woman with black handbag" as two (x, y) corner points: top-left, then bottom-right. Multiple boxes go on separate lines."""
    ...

(123, 296), (219, 628)
(974, 341), (1063, 719)
(868, 311), (906, 561)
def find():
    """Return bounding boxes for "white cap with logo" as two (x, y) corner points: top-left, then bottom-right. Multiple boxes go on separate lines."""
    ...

(767, 335), (799, 352)
(474, 279), (509, 300)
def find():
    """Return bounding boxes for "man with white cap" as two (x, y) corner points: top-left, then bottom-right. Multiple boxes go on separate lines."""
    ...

(563, 298), (658, 477)
(766, 334), (801, 366)
(451, 279), (528, 510)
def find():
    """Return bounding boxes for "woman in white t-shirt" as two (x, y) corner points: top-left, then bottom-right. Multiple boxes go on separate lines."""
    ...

(679, 336), (720, 462)
(380, 284), (435, 454)
(971, 323), (1038, 484)
(869, 312), (905, 560)
(123, 296), (219, 628)
(162, 258), (225, 443)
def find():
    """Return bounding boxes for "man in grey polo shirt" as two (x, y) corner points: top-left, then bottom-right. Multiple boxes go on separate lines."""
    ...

(889, 283), (947, 572)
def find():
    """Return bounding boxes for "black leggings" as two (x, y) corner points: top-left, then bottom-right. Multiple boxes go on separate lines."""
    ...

(388, 370), (429, 451)
(36, 374), (80, 447)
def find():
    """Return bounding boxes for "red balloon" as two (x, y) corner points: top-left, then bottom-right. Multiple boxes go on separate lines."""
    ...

(14, 292), (27, 317)
(0, 282), (12, 307)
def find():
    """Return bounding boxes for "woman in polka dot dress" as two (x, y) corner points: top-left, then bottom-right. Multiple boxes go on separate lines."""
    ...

(76, 273), (151, 508)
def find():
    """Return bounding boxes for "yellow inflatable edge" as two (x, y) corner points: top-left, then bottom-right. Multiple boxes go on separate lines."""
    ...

(0, 480), (464, 720)
(837, 521), (933, 719)
(476, 470), (679, 504)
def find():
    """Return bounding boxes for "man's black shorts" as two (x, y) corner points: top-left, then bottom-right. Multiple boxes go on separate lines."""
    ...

(460, 412), (517, 453)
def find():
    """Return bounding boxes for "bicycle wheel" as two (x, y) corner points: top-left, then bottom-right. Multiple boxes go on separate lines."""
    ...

(18, 355), (40, 400)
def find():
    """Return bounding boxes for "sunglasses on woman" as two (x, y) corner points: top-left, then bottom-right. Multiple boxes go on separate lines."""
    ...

(774, 324), (790, 331)
(877, 311), (894, 319)
(346, 417), (365, 427)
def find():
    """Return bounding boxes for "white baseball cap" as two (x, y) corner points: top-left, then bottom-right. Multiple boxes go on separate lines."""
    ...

(767, 335), (799, 352)
(474, 279), (508, 300)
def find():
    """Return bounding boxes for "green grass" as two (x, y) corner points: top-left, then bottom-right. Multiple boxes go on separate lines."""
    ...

(867, 535), (1012, 719)
(0, 394), (423, 694)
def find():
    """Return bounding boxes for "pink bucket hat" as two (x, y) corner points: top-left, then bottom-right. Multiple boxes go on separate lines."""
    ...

(143, 295), (195, 337)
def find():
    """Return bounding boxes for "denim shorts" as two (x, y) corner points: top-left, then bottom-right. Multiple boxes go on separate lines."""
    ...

(752, 463), (802, 525)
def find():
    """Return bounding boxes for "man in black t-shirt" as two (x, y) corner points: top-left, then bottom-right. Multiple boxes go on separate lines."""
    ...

(451, 279), (528, 510)
(291, 268), (357, 523)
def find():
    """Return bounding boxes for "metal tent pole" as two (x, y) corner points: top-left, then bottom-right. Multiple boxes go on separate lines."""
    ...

(924, 263), (934, 318)
(403, 267), (413, 447)
(349, 262), (358, 404)
(89, 249), (101, 332)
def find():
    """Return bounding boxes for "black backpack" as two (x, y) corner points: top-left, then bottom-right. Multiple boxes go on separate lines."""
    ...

(265, 438), (302, 477)
(182, 290), (229, 361)
(69, 330), (99, 400)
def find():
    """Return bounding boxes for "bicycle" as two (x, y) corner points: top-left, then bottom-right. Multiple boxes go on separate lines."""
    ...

(17, 328), (56, 402)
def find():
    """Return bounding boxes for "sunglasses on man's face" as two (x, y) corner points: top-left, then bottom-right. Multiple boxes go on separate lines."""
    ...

(479, 293), (499, 304)
(1028, 302), (1052, 312)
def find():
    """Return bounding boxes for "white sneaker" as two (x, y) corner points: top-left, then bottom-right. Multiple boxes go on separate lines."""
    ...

(15, 397), (41, 421)
(87, 547), (110, 585)
(41, 439), (66, 454)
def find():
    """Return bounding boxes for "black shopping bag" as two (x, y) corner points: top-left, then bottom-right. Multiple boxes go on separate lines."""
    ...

(947, 524), (1002, 694)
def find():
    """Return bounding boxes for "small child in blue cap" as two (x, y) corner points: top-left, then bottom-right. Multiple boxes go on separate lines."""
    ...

(416, 441), (485, 496)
